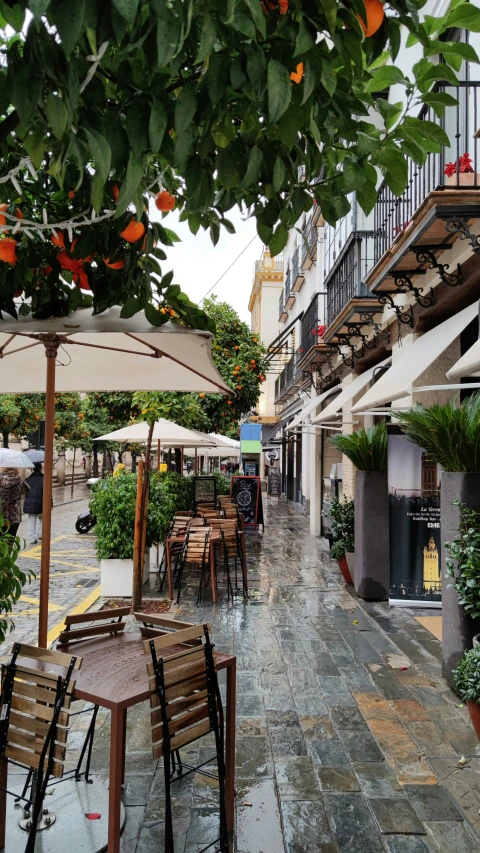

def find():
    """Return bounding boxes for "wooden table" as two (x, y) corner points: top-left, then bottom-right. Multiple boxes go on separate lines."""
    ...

(165, 529), (248, 604)
(60, 632), (236, 853)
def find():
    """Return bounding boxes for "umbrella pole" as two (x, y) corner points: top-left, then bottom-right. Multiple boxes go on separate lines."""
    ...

(38, 338), (59, 648)
(181, 445), (184, 476)
(157, 439), (161, 473)
(194, 448), (197, 475)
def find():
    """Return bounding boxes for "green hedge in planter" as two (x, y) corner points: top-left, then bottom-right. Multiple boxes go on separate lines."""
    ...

(328, 497), (354, 559)
(90, 473), (176, 560)
(453, 646), (480, 703)
(159, 471), (193, 512)
(212, 472), (231, 496)
(0, 518), (34, 643)
(445, 500), (480, 620)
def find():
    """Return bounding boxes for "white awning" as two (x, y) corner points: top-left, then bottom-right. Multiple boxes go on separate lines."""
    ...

(286, 385), (341, 431)
(351, 301), (478, 413)
(312, 356), (392, 424)
(447, 339), (480, 380)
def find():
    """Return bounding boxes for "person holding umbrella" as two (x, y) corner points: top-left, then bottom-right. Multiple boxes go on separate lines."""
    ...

(23, 462), (44, 544)
(0, 468), (29, 539)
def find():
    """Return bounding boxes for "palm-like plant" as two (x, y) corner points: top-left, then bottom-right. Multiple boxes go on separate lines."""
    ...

(393, 394), (480, 473)
(329, 422), (387, 472)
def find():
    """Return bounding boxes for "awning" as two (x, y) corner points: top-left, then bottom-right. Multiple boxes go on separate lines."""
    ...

(312, 356), (392, 424)
(286, 385), (341, 431)
(351, 301), (478, 413)
(447, 328), (480, 380)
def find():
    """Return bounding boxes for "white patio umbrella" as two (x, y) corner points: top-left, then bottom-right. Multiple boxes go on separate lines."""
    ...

(0, 448), (34, 468)
(93, 419), (219, 446)
(0, 307), (230, 646)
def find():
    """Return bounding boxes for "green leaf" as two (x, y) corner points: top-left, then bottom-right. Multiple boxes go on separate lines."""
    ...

(318, 0), (337, 33)
(24, 124), (47, 169)
(243, 0), (266, 38)
(30, 0), (52, 18)
(376, 98), (403, 131)
(421, 91), (458, 119)
(365, 66), (406, 94)
(126, 100), (150, 159)
(216, 147), (242, 189)
(404, 117), (450, 147)
(175, 84), (197, 136)
(273, 157), (286, 193)
(112, 0), (139, 24)
(115, 151), (144, 216)
(212, 115), (236, 148)
(240, 145), (263, 189)
(269, 223), (288, 257)
(257, 220), (273, 245)
(268, 60), (292, 124)
(50, 0), (85, 56)
(196, 15), (217, 63)
(119, 296), (142, 319)
(294, 18), (315, 57)
(342, 157), (367, 193)
(356, 178), (378, 216)
(0, 1), (24, 30)
(232, 11), (256, 40)
(44, 92), (67, 141)
(83, 128), (111, 187)
(149, 102), (167, 153)
(156, 10), (181, 67)
(145, 302), (169, 326)
(375, 148), (408, 196)
(320, 58), (337, 96)
(444, 3), (480, 32)
(8, 47), (42, 126)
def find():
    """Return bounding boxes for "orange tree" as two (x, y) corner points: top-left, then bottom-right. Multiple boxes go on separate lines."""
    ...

(53, 393), (90, 451)
(0, 1), (479, 322)
(198, 298), (267, 437)
(0, 393), (44, 447)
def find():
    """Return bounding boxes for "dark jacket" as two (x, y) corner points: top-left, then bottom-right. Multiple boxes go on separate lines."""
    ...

(23, 472), (44, 515)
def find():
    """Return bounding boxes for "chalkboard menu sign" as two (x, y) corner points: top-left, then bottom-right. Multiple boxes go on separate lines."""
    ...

(231, 476), (263, 528)
(267, 467), (281, 497)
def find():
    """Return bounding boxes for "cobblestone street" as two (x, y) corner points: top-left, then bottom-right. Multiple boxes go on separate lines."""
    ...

(5, 496), (480, 851)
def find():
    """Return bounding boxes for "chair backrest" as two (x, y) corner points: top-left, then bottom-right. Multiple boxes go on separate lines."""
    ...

(220, 527), (239, 557)
(184, 528), (211, 564)
(57, 606), (130, 646)
(144, 624), (220, 760)
(171, 518), (190, 536)
(134, 613), (203, 640)
(0, 644), (81, 779)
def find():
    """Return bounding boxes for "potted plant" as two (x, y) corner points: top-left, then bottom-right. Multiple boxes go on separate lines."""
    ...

(90, 472), (176, 597)
(328, 497), (354, 584)
(395, 394), (480, 685)
(329, 423), (389, 600)
(444, 152), (479, 187)
(453, 647), (480, 738)
(0, 518), (34, 643)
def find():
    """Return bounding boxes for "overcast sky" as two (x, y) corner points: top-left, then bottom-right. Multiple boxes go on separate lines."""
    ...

(148, 202), (262, 324)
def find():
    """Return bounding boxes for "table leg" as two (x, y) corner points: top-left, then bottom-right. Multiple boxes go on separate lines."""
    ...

(0, 758), (7, 849)
(225, 659), (236, 834)
(210, 540), (217, 604)
(166, 540), (173, 601)
(108, 708), (126, 853)
(120, 709), (127, 785)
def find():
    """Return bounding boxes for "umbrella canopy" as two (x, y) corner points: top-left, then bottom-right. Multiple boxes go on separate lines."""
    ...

(181, 431), (238, 454)
(25, 450), (45, 463)
(0, 307), (229, 647)
(0, 448), (34, 468)
(94, 419), (218, 447)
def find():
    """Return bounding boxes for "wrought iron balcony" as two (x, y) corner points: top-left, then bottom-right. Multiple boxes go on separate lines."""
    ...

(292, 247), (305, 292)
(284, 268), (295, 309)
(301, 217), (318, 269)
(299, 293), (325, 362)
(325, 232), (376, 328)
(373, 81), (480, 266)
(279, 290), (288, 322)
(274, 352), (303, 403)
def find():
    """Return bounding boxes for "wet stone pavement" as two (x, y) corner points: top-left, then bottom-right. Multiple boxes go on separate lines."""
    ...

(5, 495), (480, 852)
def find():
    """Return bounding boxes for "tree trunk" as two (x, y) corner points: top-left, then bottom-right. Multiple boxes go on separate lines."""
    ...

(2, 431), (8, 449)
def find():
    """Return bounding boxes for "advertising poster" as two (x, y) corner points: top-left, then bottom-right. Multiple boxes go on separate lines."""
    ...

(387, 426), (442, 606)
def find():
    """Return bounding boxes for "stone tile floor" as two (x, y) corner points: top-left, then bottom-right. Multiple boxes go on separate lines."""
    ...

(6, 495), (480, 851)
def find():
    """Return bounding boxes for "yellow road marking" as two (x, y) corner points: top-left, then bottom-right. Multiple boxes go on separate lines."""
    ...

(19, 595), (62, 611)
(21, 556), (100, 571)
(46, 585), (101, 648)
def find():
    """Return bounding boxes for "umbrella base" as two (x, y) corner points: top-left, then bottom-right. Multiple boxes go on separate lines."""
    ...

(6, 776), (125, 852)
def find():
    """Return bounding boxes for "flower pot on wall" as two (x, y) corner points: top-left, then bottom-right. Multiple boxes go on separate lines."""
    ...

(354, 471), (390, 601)
(446, 173), (480, 187)
(100, 552), (150, 598)
(337, 556), (353, 585)
(441, 472), (480, 687)
(467, 700), (480, 740)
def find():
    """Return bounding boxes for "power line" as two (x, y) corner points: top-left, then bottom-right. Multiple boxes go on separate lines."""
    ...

(200, 235), (258, 302)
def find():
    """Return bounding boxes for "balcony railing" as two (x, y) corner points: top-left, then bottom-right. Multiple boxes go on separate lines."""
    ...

(279, 290), (287, 321)
(325, 232), (375, 328)
(301, 217), (318, 264)
(284, 268), (291, 299)
(300, 293), (324, 360)
(275, 352), (302, 401)
(373, 81), (480, 264)
(254, 257), (284, 275)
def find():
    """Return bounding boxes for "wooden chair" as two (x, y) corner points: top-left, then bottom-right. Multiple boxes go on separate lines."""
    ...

(158, 519), (189, 593)
(56, 606), (130, 782)
(134, 613), (203, 641)
(144, 624), (228, 853)
(219, 527), (248, 599)
(176, 528), (212, 604)
(0, 643), (81, 853)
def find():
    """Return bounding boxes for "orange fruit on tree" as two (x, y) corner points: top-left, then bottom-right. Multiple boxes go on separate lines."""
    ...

(0, 204), (23, 230)
(120, 220), (145, 243)
(68, 190), (76, 199)
(290, 63), (304, 84)
(237, 385), (242, 390)
(199, 393), (205, 398)
(155, 191), (176, 212)
(73, 270), (91, 291)
(357, 0), (384, 37)
(112, 184), (119, 201)
(104, 257), (125, 270)
(0, 237), (18, 265)
(51, 230), (65, 248)
(227, 400), (233, 405)
(57, 249), (82, 273)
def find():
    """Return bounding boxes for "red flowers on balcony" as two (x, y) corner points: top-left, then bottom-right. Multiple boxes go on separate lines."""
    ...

(444, 152), (474, 177)
(312, 325), (326, 338)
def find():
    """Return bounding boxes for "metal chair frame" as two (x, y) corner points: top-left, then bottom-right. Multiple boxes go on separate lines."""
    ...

(175, 529), (211, 605)
(147, 625), (228, 853)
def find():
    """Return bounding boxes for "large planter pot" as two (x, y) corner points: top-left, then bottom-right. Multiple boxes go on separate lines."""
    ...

(354, 471), (390, 601)
(337, 556), (353, 585)
(100, 552), (150, 598)
(467, 700), (480, 740)
(441, 472), (480, 686)
(346, 552), (355, 577)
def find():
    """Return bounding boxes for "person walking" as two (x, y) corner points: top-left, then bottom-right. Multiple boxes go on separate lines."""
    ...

(0, 468), (29, 539)
(23, 462), (44, 544)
